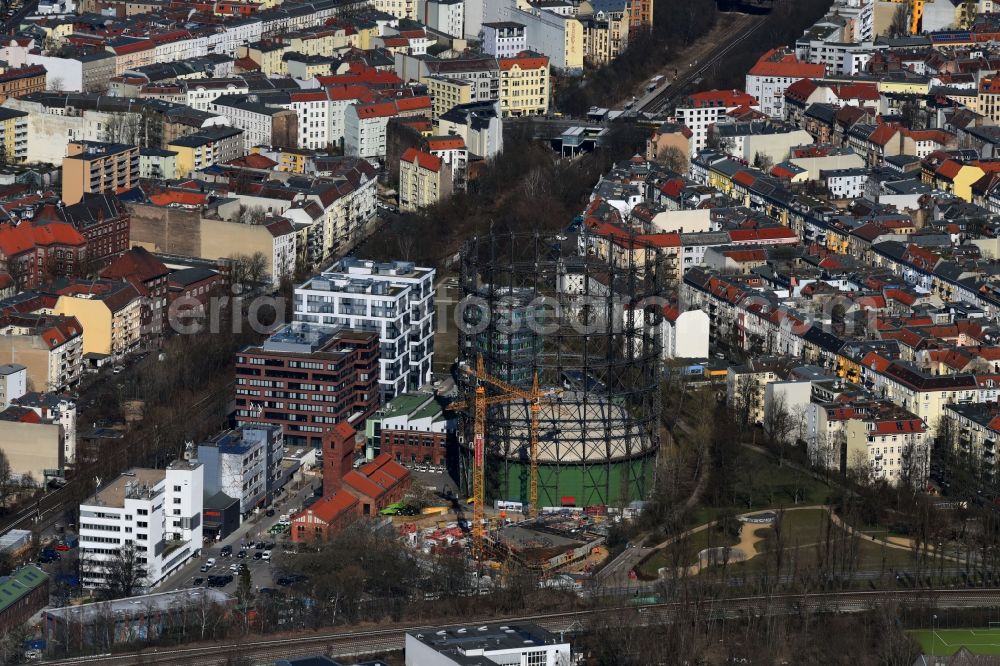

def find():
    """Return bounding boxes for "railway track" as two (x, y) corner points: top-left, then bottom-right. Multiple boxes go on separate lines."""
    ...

(42, 588), (1000, 665)
(640, 14), (769, 116)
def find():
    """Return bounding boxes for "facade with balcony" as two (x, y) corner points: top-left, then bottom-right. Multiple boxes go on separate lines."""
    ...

(294, 258), (435, 401)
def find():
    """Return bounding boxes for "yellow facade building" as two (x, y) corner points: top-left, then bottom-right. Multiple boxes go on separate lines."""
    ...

(499, 52), (550, 117)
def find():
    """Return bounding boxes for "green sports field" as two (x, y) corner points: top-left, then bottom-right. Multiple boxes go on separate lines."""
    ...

(910, 628), (1000, 655)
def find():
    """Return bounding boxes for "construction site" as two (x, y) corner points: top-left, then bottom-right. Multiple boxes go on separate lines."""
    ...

(449, 231), (665, 566)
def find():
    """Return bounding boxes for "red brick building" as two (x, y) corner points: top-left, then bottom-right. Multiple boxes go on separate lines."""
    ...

(291, 426), (411, 543)
(235, 323), (379, 448)
(0, 220), (87, 290)
(290, 491), (359, 544)
(323, 421), (356, 496)
(342, 454), (410, 517)
(36, 193), (131, 270)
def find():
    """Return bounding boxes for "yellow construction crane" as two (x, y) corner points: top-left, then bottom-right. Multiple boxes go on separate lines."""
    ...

(448, 355), (558, 560)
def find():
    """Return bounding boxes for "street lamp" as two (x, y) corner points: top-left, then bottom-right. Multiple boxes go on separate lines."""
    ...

(932, 614), (938, 658)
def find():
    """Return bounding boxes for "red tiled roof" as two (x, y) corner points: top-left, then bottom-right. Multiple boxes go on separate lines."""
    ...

(747, 48), (825, 78)
(683, 89), (756, 108)
(298, 491), (358, 524)
(499, 53), (548, 71)
(401, 147), (441, 172)
(426, 136), (465, 151)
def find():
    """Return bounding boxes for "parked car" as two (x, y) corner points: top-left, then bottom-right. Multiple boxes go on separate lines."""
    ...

(200, 563), (211, 572)
(266, 508), (275, 517)
(253, 551), (263, 560)
(221, 545), (232, 557)
(54, 543), (71, 552)
(39, 549), (59, 563)
(206, 557), (216, 567)
(262, 551), (271, 561)
(237, 550), (247, 559)
(193, 577), (204, 586)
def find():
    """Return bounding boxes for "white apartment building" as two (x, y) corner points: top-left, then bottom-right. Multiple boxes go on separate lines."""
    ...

(416, 0), (465, 38)
(78, 461), (204, 591)
(295, 258), (435, 400)
(0, 363), (26, 409)
(480, 22), (527, 59)
(197, 424), (284, 516)
(673, 89), (760, 153)
(344, 103), (392, 161)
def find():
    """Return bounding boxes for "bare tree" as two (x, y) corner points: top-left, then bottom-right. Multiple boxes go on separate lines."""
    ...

(888, 4), (910, 37)
(238, 205), (267, 226)
(655, 145), (688, 174)
(0, 448), (12, 509)
(97, 541), (146, 600)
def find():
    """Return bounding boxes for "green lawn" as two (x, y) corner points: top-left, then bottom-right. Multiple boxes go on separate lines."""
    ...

(910, 629), (1000, 656)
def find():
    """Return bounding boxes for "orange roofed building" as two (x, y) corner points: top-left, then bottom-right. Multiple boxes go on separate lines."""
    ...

(291, 424), (411, 543)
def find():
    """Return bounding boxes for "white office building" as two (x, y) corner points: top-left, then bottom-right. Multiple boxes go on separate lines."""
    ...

(78, 460), (204, 591)
(405, 623), (572, 666)
(197, 424), (284, 516)
(294, 258), (435, 400)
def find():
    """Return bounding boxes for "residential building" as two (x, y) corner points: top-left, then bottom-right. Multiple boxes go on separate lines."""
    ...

(197, 424), (284, 516)
(0, 405), (63, 483)
(78, 460), (204, 591)
(167, 126), (244, 177)
(399, 147), (451, 212)
(234, 322), (380, 448)
(0, 107), (28, 162)
(295, 258), (435, 400)
(138, 148), (177, 180)
(0, 363), (26, 409)
(499, 51), (549, 117)
(404, 624), (572, 666)
(674, 89), (759, 153)
(50, 279), (144, 359)
(480, 22), (527, 59)
(61, 141), (140, 206)
(745, 48), (826, 118)
(437, 101), (503, 159)
(0, 313), (83, 392)
(416, 0), (465, 38)
(100, 247), (169, 336)
(364, 390), (449, 466)
(0, 65), (47, 104)
(12, 392), (78, 464)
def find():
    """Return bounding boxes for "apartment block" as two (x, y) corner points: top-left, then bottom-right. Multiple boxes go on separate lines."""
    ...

(499, 51), (550, 117)
(364, 390), (449, 466)
(399, 148), (450, 212)
(78, 460), (203, 591)
(0, 107), (28, 162)
(62, 141), (140, 206)
(235, 322), (380, 448)
(0, 65), (46, 104)
(294, 258), (435, 401)
(0, 363), (26, 409)
(480, 21), (527, 59)
(0, 313), (83, 392)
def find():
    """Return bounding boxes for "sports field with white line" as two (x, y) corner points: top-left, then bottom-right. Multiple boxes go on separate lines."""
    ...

(910, 628), (1000, 655)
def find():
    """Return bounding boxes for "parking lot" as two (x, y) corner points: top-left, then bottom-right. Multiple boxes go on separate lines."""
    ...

(160, 478), (320, 596)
